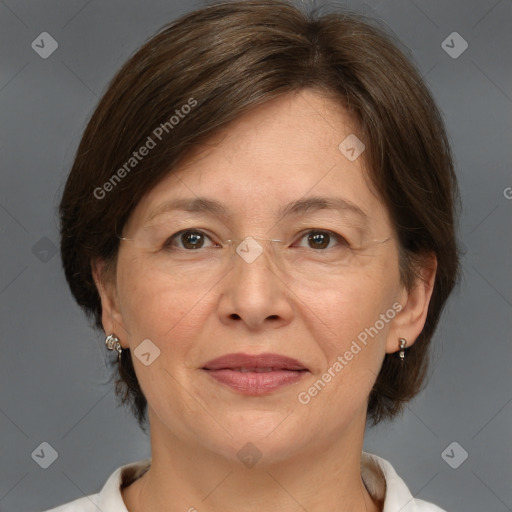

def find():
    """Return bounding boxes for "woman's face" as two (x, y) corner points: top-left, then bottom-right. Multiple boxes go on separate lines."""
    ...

(100, 90), (424, 463)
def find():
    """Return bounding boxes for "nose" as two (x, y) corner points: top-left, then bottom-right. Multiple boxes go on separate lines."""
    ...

(217, 239), (294, 331)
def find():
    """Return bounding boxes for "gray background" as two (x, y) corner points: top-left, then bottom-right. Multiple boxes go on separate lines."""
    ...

(1, 0), (511, 511)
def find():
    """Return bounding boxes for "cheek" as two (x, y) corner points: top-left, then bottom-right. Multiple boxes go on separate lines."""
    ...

(115, 263), (209, 415)
(298, 254), (401, 397)
(301, 263), (399, 341)
(116, 255), (203, 347)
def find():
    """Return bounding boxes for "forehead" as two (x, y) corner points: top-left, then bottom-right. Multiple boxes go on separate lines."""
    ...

(125, 90), (390, 232)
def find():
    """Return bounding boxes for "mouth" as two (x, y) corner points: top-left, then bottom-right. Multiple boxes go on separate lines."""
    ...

(225, 367), (300, 372)
(202, 352), (308, 371)
(202, 353), (309, 395)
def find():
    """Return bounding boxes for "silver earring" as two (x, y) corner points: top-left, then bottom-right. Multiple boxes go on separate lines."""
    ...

(105, 334), (122, 361)
(399, 338), (407, 360)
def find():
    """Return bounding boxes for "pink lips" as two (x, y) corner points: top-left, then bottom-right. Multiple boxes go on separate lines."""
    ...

(202, 353), (309, 395)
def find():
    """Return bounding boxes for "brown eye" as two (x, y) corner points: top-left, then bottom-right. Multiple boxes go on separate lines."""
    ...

(297, 230), (348, 250)
(182, 231), (205, 249)
(164, 230), (214, 250)
(307, 232), (330, 249)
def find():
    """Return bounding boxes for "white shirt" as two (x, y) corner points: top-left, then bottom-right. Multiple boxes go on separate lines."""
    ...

(44, 452), (446, 511)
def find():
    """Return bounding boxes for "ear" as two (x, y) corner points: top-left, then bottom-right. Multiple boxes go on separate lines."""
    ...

(91, 258), (129, 347)
(386, 253), (437, 354)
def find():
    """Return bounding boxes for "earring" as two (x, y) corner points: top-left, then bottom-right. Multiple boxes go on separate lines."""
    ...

(105, 334), (123, 361)
(398, 338), (407, 360)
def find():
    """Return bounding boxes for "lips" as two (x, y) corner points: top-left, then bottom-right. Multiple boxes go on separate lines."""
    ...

(202, 353), (309, 395)
(202, 353), (308, 371)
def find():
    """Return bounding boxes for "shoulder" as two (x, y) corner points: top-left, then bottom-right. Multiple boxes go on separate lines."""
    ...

(41, 459), (151, 512)
(361, 452), (447, 512)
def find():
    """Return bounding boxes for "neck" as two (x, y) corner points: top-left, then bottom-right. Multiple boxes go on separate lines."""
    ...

(122, 410), (381, 512)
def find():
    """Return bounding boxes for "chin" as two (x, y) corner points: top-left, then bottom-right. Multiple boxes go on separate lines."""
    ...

(212, 413), (312, 464)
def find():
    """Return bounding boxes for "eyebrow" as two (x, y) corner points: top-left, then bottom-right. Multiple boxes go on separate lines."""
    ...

(146, 196), (369, 223)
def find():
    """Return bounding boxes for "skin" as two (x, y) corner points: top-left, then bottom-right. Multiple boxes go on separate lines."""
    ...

(93, 89), (436, 512)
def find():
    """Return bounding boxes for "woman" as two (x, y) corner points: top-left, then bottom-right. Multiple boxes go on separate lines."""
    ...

(48, 1), (459, 510)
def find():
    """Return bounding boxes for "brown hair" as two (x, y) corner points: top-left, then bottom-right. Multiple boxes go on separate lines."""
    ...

(59, 0), (460, 430)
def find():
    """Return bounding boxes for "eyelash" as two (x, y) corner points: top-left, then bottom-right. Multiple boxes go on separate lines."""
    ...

(162, 229), (350, 251)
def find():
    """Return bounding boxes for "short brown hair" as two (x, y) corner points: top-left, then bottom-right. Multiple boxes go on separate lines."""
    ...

(59, 0), (460, 430)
